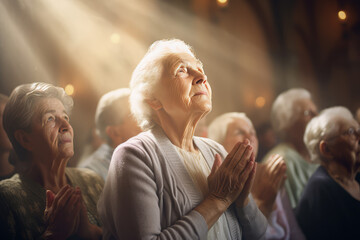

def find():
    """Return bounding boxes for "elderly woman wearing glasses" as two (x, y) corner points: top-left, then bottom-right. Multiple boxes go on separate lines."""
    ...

(98, 39), (267, 239)
(296, 106), (360, 240)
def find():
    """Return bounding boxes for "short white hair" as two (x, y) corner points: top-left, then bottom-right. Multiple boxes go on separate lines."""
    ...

(95, 88), (131, 141)
(208, 112), (254, 144)
(271, 88), (311, 138)
(129, 39), (195, 130)
(304, 106), (354, 163)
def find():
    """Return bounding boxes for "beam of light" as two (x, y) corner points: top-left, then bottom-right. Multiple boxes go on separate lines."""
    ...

(0, 0), (274, 119)
(217, 0), (229, 8)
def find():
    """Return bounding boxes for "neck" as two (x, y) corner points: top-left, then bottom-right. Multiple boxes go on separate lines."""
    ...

(323, 160), (358, 186)
(156, 109), (204, 152)
(22, 155), (69, 193)
(0, 151), (14, 176)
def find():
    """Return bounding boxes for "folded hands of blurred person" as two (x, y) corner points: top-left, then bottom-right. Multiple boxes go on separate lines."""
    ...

(196, 140), (256, 226)
(251, 154), (287, 218)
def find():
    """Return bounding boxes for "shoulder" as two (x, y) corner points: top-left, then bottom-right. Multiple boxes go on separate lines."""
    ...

(0, 174), (22, 196)
(66, 168), (104, 191)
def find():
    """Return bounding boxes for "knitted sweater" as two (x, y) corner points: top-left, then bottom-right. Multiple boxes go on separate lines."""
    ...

(0, 168), (104, 239)
(98, 126), (267, 240)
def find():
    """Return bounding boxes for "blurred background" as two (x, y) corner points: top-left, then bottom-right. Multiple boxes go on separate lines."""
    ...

(1, 0), (359, 165)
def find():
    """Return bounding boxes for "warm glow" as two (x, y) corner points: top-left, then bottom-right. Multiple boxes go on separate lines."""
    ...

(255, 96), (266, 108)
(217, 0), (228, 7)
(64, 84), (75, 96)
(110, 33), (120, 44)
(338, 10), (346, 21)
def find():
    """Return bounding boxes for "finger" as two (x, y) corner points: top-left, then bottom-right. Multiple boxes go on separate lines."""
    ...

(210, 154), (222, 176)
(268, 155), (284, 173)
(267, 154), (280, 169)
(234, 145), (253, 173)
(53, 187), (75, 209)
(51, 185), (70, 207)
(222, 142), (242, 167)
(237, 153), (255, 186)
(46, 190), (55, 208)
(242, 162), (257, 196)
(228, 140), (251, 170)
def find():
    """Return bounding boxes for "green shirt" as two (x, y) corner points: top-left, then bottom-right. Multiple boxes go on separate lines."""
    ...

(0, 168), (104, 239)
(262, 143), (319, 208)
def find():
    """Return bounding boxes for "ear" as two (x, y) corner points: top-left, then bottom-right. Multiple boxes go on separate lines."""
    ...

(319, 140), (332, 158)
(14, 129), (33, 151)
(145, 98), (162, 111)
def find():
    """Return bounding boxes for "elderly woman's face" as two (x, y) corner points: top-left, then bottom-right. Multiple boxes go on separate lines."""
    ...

(223, 118), (258, 157)
(154, 52), (212, 117)
(0, 102), (12, 151)
(24, 98), (74, 160)
(326, 117), (360, 170)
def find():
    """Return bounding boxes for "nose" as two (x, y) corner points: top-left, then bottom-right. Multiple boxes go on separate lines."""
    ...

(192, 69), (207, 85)
(58, 118), (71, 133)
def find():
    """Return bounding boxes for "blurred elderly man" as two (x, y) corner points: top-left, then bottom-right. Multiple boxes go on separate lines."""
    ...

(296, 106), (360, 239)
(263, 88), (318, 208)
(209, 112), (305, 240)
(80, 88), (141, 180)
(0, 94), (14, 180)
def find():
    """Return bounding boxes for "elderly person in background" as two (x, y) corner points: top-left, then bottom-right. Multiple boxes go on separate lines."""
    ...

(208, 112), (305, 240)
(0, 94), (15, 180)
(79, 88), (141, 180)
(98, 39), (267, 239)
(0, 82), (103, 239)
(296, 106), (360, 240)
(263, 88), (319, 208)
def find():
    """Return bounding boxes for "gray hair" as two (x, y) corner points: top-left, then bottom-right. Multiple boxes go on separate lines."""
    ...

(95, 88), (131, 142)
(3, 82), (73, 161)
(271, 88), (311, 138)
(303, 106), (353, 163)
(208, 112), (254, 144)
(129, 39), (196, 130)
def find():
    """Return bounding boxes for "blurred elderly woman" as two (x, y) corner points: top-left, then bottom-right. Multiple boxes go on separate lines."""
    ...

(208, 112), (305, 240)
(263, 88), (318, 208)
(296, 106), (360, 239)
(0, 94), (14, 180)
(0, 83), (103, 239)
(98, 39), (267, 239)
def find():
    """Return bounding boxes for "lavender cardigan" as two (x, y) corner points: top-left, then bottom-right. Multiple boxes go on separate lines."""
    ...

(98, 126), (267, 239)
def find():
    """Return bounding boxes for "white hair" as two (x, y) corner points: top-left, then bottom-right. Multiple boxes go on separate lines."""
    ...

(208, 112), (254, 144)
(129, 39), (195, 130)
(304, 106), (354, 163)
(95, 88), (131, 141)
(271, 88), (311, 138)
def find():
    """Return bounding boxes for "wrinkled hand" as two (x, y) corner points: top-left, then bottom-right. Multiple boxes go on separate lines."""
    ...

(43, 185), (82, 239)
(207, 140), (257, 210)
(251, 154), (286, 217)
(75, 189), (102, 240)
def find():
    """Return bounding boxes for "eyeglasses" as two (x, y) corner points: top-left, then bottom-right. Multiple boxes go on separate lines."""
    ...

(325, 127), (360, 142)
(342, 127), (360, 138)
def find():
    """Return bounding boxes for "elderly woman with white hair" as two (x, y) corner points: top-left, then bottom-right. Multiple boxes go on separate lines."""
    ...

(0, 82), (103, 239)
(295, 106), (360, 240)
(79, 88), (141, 180)
(263, 88), (319, 208)
(97, 39), (267, 239)
(208, 112), (305, 240)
